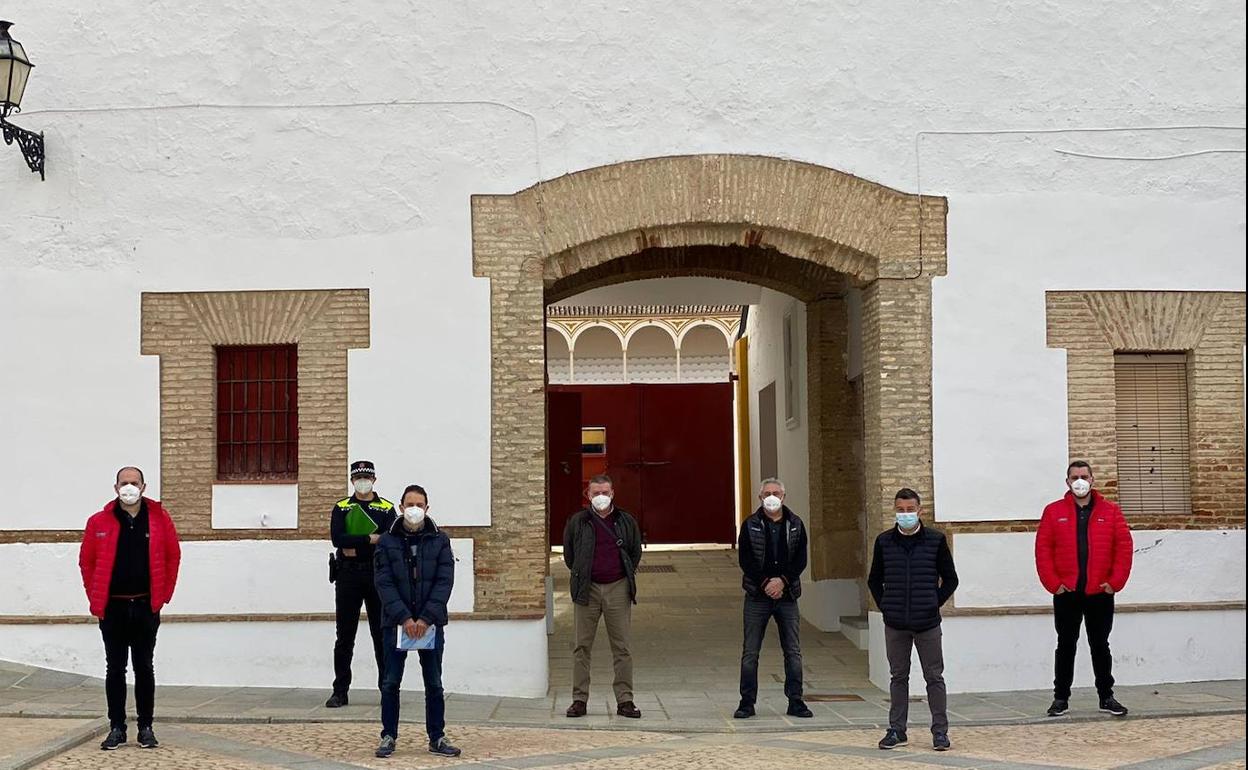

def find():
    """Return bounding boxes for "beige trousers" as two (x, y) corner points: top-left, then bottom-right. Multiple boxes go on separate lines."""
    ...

(572, 579), (633, 702)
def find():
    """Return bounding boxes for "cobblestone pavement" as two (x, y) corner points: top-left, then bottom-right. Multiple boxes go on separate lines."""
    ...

(18, 714), (1246, 770)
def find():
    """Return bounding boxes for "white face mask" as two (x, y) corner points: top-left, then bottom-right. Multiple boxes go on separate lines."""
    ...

(117, 484), (142, 506)
(403, 505), (426, 527)
(1071, 478), (1092, 497)
(353, 478), (374, 496)
(762, 495), (783, 513)
(591, 494), (613, 512)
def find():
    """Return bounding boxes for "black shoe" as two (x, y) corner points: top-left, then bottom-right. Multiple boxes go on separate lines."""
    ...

(428, 737), (461, 757)
(616, 701), (642, 719)
(325, 692), (348, 708)
(100, 727), (127, 751)
(878, 729), (907, 750)
(137, 727), (159, 749)
(733, 701), (755, 719)
(933, 733), (950, 751)
(1047, 698), (1069, 717)
(1099, 697), (1128, 717)
(375, 735), (396, 758)
(565, 700), (587, 718)
(786, 698), (813, 718)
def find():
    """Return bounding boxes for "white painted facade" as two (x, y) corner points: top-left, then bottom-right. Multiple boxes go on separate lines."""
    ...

(2, 2), (1244, 695)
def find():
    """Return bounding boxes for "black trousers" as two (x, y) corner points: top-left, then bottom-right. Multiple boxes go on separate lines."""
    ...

(332, 561), (385, 696)
(99, 598), (160, 730)
(739, 596), (803, 704)
(1053, 591), (1115, 700)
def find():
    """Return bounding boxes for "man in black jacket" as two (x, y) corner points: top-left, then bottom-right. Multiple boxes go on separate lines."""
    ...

(326, 460), (396, 708)
(867, 488), (959, 752)
(735, 478), (812, 720)
(372, 484), (460, 759)
(562, 474), (643, 719)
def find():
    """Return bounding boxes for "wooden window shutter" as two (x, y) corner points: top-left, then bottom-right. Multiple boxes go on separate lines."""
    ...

(1114, 353), (1191, 515)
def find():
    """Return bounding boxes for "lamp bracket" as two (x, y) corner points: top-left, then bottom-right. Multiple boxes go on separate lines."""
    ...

(1, 116), (45, 180)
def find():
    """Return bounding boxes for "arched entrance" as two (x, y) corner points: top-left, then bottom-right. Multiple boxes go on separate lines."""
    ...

(470, 154), (947, 643)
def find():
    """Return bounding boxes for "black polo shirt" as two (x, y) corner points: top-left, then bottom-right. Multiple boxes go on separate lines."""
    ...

(110, 499), (151, 597)
(1075, 498), (1093, 594)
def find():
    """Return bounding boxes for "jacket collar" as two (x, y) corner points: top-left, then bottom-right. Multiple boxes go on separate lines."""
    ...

(752, 505), (794, 524)
(389, 515), (440, 536)
(1062, 489), (1103, 510)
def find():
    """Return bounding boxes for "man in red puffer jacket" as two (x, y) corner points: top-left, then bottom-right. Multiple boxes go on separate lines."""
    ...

(79, 467), (181, 751)
(1035, 460), (1132, 719)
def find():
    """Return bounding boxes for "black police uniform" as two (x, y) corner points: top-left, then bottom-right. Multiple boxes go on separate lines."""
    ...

(327, 461), (396, 702)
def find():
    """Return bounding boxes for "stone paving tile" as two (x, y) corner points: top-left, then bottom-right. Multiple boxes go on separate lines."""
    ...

(33, 741), (272, 770)
(0, 717), (93, 761)
(776, 714), (1246, 769)
(553, 743), (937, 770)
(189, 721), (676, 769)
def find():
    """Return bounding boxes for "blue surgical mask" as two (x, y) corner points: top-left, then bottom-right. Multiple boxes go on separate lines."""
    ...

(895, 512), (920, 530)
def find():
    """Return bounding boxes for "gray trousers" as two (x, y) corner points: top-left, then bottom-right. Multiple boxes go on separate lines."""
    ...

(885, 624), (948, 734)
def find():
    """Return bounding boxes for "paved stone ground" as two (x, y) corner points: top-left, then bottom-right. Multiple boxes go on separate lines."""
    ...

(12, 715), (1246, 770)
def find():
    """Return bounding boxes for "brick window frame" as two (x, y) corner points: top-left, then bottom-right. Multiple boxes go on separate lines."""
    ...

(1047, 291), (1245, 528)
(140, 289), (369, 537)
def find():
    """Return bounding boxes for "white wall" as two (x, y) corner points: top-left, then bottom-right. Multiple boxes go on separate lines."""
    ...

(933, 193), (1245, 523)
(0, 619), (547, 697)
(869, 609), (1246, 695)
(0, 540), (475, 616)
(954, 529), (1246, 608)
(745, 289), (809, 515)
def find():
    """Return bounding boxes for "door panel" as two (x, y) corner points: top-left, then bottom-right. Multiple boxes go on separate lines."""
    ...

(639, 383), (735, 544)
(548, 383), (734, 545)
(547, 390), (583, 547)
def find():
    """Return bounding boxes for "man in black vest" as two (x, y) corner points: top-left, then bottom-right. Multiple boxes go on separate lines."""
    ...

(868, 488), (959, 751)
(734, 478), (812, 720)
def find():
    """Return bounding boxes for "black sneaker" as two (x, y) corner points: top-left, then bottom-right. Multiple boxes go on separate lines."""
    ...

(100, 727), (127, 751)
(786, 698), (813, 718)
(428, 737), (461, 757)
(733, 701), (755, 719)
(137, 726), (159, 749)
(375, 735), (396, 758)
(1099, 697), (1128, 717)
(325, 692), (348, 708)
(878, 729), (907, 749)
(933, 733), (950, 751)
(1047, 698), (1069, 717)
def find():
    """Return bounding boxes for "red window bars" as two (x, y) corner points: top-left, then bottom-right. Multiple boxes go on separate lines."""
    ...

(215, 345), (298, 481)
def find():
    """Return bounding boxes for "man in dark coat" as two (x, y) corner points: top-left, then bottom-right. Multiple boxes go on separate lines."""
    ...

(868, 488), (958, 752)
(372, 484), (460, 759)
(562, 474), (643, 719)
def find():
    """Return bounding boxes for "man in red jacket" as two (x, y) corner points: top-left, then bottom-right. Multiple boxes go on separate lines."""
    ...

(79, 467), (182, 751)
(1035, 460), (1132, 719)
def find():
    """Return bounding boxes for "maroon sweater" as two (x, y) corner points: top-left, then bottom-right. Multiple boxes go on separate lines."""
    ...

(590, 510), (626, 584)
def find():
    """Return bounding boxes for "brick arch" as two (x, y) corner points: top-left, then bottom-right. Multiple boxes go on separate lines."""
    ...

(470, 154), (947, 616)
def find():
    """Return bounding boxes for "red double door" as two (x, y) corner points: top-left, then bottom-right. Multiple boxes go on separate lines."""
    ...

(547, 383), (735, 546)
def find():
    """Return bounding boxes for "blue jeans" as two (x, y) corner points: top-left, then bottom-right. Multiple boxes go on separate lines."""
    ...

(380, 625), (446, 745)
(739, 596), (803, 704)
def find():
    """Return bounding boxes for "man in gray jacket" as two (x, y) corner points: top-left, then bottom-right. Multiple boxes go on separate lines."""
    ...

(562, 474), (642, 719)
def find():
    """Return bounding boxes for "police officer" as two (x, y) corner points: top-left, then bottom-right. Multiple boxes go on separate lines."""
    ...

(326, 460), (396, 708)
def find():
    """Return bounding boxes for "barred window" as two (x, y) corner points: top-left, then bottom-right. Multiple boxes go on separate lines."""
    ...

(1114, 353), (1191, 515)
(216, 345), (298, 481)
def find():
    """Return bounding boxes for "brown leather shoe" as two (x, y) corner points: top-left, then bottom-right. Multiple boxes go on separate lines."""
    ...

(565, 700), (587, 718)
(616, 701), (642, 718)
